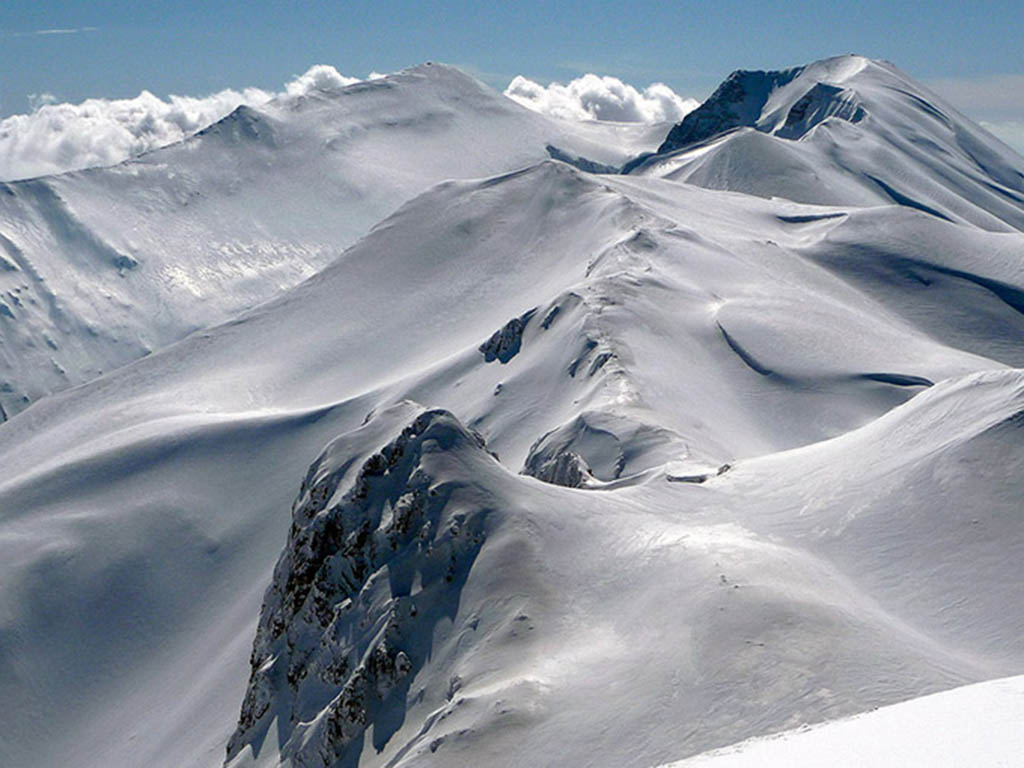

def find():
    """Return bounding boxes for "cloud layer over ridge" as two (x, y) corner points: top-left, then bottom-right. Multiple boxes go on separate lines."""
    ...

(504, 73), (699, 123)
(0, 66), (702, 182)
(0, 65), (362, 182)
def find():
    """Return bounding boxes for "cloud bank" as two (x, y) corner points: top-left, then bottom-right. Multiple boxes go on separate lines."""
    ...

(283, 64), (361, 96)
(0, 65), (362, 182)
(505, 73), (699, 123)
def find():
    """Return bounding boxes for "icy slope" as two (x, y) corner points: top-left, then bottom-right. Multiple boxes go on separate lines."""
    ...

(0, 63), (658, 419)
(632, 55), (1024, 232)
(0, 151), (1022, 767)
(661, 674), (1024, 768)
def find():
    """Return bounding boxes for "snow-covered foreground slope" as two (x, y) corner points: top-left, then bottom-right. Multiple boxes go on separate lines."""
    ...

(0, 63), (663, 419)
(0, 55), (1022, 768)
(662, 674), (1024, 768)
(220, 371), (1024, 768)
(631, 55), (1024, 233)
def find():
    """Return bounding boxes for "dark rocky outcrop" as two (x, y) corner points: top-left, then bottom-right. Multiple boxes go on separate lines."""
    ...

(658, 68), (803, 153)
(480, 309), (536, 364)
(226, 407), (495, 767)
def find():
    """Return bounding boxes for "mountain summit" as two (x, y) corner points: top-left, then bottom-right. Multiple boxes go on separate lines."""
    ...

(634, 54), (1024, 231)
(657, 55), (876, 151)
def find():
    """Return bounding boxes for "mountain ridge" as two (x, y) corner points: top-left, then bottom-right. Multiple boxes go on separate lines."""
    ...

(0, 61), (661, 421)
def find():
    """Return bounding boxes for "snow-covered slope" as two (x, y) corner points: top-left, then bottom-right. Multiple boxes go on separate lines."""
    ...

(0, 63), (659, 420)
(0, 55), (1021, 768)
(631, 55), (1024, 232)
(221, 370), (1024, 768)
(662, 674), (1024, 768)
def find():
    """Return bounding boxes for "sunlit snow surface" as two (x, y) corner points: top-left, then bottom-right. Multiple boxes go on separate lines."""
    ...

(0, 56), (1022, 768)
(663, 675), (1024, 768)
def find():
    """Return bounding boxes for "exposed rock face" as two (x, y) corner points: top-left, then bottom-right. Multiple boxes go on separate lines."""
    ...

(480, 309), (536, 364)
(775, 83), (866, 140)
(226, 406), (494, 767)
(523, 448), (593, 488)
(522, 411), (685, 487)
(656, 66), (867, 153)
(658, 68), (803, 153)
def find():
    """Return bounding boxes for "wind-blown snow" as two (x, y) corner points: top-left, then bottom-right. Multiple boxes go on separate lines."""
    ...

(928, 72), (1024, 154)
(505, 73), (699, 122)
(981, 118), (1024, 154)
(0, 65), (362, 181)
(282, 64), (362, 96)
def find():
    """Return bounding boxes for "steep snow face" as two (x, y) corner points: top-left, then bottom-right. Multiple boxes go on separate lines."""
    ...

(657, 57), (870, 151)
(656, 66), (807, 149)
(638, 55), (1024, 232)
(662, 674), (1024, 768)
(0, 150), (1021, 768)
(0, 63), (660, 420)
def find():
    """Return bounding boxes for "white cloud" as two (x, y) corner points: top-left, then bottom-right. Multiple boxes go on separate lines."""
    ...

(0, 26), (100, 38)
(284, 64), (361, 96)
(34, 26), (99, 36)
(27, 92), (58, 110)
(504, 73), (699, 124)
(0, 65), (365, 182)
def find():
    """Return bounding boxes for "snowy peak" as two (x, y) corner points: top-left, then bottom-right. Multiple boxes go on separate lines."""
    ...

(658, 55), (879, 152)
(640, 54), (1024, 232)
(193, 103), (278, 146)
(657, 66), (804, 151)
(0, 61), (662, 421)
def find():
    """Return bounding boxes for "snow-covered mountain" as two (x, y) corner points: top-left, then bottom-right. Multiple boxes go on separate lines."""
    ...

(630, 55), (1024, 232)
(0, 55), (1021, 768)
(0, 63), (662, 420)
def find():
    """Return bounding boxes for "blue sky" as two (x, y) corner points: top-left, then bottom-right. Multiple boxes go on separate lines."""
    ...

(2, 0), (1022, 110)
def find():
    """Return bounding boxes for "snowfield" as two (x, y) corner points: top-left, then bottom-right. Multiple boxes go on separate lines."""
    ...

(662, 674), (1024, 768)
(0, 55), (1021, 768)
